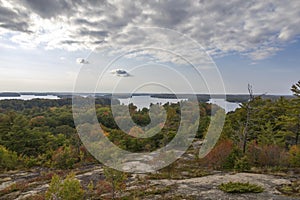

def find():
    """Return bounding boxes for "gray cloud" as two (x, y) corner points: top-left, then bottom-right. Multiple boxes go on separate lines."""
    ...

(76, 58), (89, 64)
(1, 0), (300, 61)
(0, 5), (31, 32)
(110, 69), (130, 77)
(78, 28), (108, 38)
(20, 0), (72, 18)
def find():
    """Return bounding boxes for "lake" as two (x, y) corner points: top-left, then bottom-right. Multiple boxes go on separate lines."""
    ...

(0, 95), (60, 101)
(207, 98), (241, 113)
(0, 94), (240, 113)
(118, 95), (240, 113)
(118, 95), (188, 109)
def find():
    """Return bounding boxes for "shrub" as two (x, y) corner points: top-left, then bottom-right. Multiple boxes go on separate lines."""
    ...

(103, 166), (127, 199)
(23, 156), (39, 168)
(222, 147), (243, 169)
(234, 156), (251, 171)
(288, 145), (300, 167)
(96, 180), (112, 195)
(218, 182), (264, 193)
(0, 181), (29, 196)
(45, 173), (84, 200)
(0, 145), (19, 171)
(200, 139), (234, 169)
(45, 174), (61, 199)
(51, 145), (77, 169)
(247, 142), (288, 167)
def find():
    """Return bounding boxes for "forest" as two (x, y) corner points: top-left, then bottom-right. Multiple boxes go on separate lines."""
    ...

(0, 81), (300, 199)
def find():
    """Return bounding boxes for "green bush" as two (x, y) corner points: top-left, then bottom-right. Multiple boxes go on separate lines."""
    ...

(218, 182), (264, 193)
(51, 145), (77, 169)
(222, 147), (242, 169)
(103, 166), (127, 199)
(45, 173), (84, 200)
(0, 145), (19, 170)
(234, 156), (251, 171)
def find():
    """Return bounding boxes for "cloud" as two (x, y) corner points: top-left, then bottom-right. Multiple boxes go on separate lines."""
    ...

(20, 0), (72, 19)
(0, 0), (300, 62)
(0, 2), (31, 32)
(110, 69), (130, 77)
(76, 58), (89, 64)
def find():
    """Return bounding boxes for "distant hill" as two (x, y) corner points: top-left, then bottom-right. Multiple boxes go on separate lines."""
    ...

(0, 92), (20, 97)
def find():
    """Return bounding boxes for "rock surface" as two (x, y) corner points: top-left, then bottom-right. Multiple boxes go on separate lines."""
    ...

(151, 172), (299, 200)
(1, 165), (299, 199)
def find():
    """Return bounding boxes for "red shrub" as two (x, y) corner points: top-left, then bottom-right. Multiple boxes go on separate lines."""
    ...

(247, 142), (288, 167)
(96, 180), (112, 195)
(200, 139), (234, 169)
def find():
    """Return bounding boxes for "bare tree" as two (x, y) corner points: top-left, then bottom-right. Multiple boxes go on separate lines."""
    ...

(242, 84), (254, 153)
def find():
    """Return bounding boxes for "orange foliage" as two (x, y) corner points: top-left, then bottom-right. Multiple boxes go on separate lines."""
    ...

(247, 142), (288, 167)
(200, 139), (234, 169)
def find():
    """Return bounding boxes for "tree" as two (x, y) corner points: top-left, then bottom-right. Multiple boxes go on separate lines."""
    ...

(242, 84), (254, 153)
(289, 81), (300, 144)
(291, 80), (300, 97)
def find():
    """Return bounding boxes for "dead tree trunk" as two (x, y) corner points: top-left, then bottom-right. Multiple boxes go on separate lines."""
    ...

(242, 84), (254, 153)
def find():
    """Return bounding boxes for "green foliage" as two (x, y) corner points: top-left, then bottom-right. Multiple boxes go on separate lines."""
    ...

(1, 87), (300, 172)
(86, 180), (95, 198)
(257, 121), (285, 146)
(234, 155), (251, 171)
(222, 96), (300, 148)
(197, 115), (210, 138)
(218, 182), (264, 193)
(60, 173), (84, 200)
(220, 86), (300, 169)
(0, 97), (214, 169)
(45, 173), (84, 200)
(291, 80), (300, 97)
(45, 174), (61, 199)
(96, 107), (118, 129)
(0, 145), (18, 171)
(222, 147), (242, 169)
(103, 166), (127, 199)
(51, 145), (78, 169)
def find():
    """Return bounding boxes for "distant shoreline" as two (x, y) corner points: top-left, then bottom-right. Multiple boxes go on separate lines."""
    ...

(0, 92), (294, 103)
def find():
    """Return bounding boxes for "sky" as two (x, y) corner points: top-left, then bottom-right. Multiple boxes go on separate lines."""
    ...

(0, 0), (300, 95)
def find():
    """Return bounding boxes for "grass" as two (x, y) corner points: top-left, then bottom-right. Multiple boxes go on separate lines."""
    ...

(218, 182), (264, 193)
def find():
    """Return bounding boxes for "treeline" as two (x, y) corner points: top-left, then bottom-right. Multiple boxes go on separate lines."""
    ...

(0, 97), (116, 111)
(0, 97), (213, 171)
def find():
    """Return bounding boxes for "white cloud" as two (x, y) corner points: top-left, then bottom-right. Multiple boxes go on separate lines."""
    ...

(0, 0), (300, 63)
